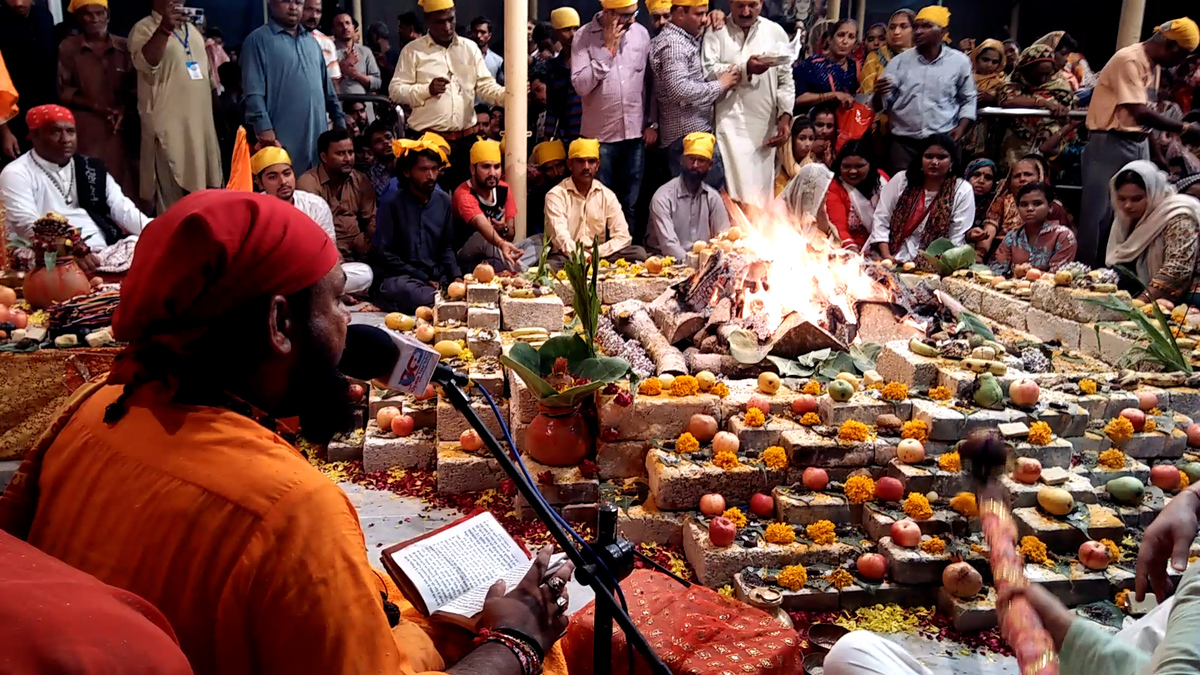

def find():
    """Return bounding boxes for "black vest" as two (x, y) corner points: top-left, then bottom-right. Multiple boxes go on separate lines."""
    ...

(72, 154), (123, 246)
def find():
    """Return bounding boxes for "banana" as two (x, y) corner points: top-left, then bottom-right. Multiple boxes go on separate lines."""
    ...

(511, 327), (549, 337)
(988, 362), (1008, 376)
(963, 358), (991, 373)
(909, 339), (939, 358)
(1091, 283), (1118, 293)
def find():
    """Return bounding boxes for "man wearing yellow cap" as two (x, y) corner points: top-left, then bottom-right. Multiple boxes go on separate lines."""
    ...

(702, 0), (794, 208)
(647, 132), (729, 258)
(572, 0), (654, 228)
(544, 7), (582, 142)
(453, 139), (525, 272)
(545, 138), (647, 268)
(527, 140), (569, 241)
(650, 0), (739, 188)
(1078, 18), (1200, 268)
(57, 0), (140, 205)
(872, 5), (976, 173)
(388, 0), (504, 193)
(647, 0), (672, 36)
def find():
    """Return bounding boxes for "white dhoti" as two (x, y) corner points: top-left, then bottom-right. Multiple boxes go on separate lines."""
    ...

(342, 262), (374, 296)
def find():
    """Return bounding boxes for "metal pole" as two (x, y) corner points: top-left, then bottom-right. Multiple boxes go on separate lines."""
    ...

(351, 0), (363, 39)
(1009, 1), (1020, 41)
(855, 0), (866, 37)
(827, 0), (842, 21)
(505, 0), (529, 240)
(1115, 0), (1146, 49)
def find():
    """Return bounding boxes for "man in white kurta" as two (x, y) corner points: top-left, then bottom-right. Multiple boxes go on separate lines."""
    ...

(702, 0), (794, 209)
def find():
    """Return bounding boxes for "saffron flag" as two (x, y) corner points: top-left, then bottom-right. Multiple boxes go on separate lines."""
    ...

(226, 126), (253, 191)
(0, 52), (18, 125)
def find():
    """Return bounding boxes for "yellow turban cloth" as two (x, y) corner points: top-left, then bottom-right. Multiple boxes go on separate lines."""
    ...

(532, 140), (567, 167)
(600, 0), (637, 10)
(915, 5), (950, 28)
(569, 138), (601, 160)
(550, 7), (581, 29)
(681, 132), (715, 159)
(471, 139), (502, 165)
(672, 0), (709, 6)
(393, 132), (451, 165)
(1158, 18), (1199, 51)
(418, 0), (454, 13)
(68, 0), (106, 12)
(647, 0), (671, 13)
(251, 147), (291, 175)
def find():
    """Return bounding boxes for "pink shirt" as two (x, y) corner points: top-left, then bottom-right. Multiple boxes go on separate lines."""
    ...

(570, 16), (650, 143)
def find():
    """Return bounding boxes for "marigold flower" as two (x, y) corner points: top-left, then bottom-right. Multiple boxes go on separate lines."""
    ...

(839, 420), (870, 442)
(937, 451), (961, 473)
(762, 446), (788, 470)
(806, 520), (837, 545)
(675, 432), (700, 454)
(1105, 416), (1135, 443)
(928, 386), (953, 401)
(744, 407), (767, 427)
(713, 450), (740, 470)
(949, 492), (978, 517)
(881, 382), (909, 401)
(901, 419), (929, 442)
(1027, 421), (1053, 446)
(763, 522), (797, 545)
(639, 377), (663, 396)
(903, 492), (933, 520)
(777, 564), (807, 590)
(722, 507), (748, 528)
(801, 380), (822, 395)
(670, 375), (700, 397)
(1079, 379), (1098, 395)
(920, 537), (946, 555)
(1181, 471), (1191, 491)
(1144, 418), (1157, 434)
(1100, 538), (1121, 563)
(800, 412), (821, 425)
(1019, 535), (1048, 564)
(844, 475), (875, 504)
(711, 382), (730, 397)
(1115, 589), (1130, 609)
(718, 585), (735, 597)
(827, 568), (854, 590)
(1098, 448), (1126, 470)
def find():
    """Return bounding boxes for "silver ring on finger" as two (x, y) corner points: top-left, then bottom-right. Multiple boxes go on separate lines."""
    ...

(555, 596), (568, 612)
(546, 576), (566, 595)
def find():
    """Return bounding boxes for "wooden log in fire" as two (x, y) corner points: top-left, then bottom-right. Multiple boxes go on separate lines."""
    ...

(768, 312), (846, 359)
(648, 289), (707, 345)
(684, 348), (777, 378)
(610, 299), (688, 376)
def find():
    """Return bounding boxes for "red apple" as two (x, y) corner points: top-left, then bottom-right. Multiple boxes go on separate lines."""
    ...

(749, 493), (775, 518)
(802, 467), (829, 491)
(1188, 424), (1200, 448)
(376, 406), (401, 430)
(791, 394), (819, 416)
(9, 309), (27, 329)
(1008, 379), (1040, 407)
(1078, 540), (1111, 570)
(747, 395), (772, 416)
(708, 516), (737, 547)
(857, 553), (887, 580)
(348, 383), (365, 401)
(1150, 464), (1182, 491)
(1136, 391), (1158, 412)
(1013, 457), (1042, 485)
(1120, 408), (1147, 431)
(391, 414), (416, 437)
(699, 493), (726, 517)
(460, 429), (484, 452)
(875, 476), (904, 502)
(890, 519), (922, 548)
(415, 383), (437, 401)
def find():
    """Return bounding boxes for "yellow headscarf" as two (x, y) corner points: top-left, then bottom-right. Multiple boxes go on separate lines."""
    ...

(673, 0), (709, 5)
(393, 132), (451, 166)
(914, 5), (949, 28)
(1158, 18), (1199, 52)
(681, 132), (715, 159)
(418, 0), (454, 13)
(532, 140), (567, 167)
(971, 38), (1008, 95)
(600, 0), (637, 9)
(550, 7), (581, 29)
(251, 147), (292, 175)
(67, 0), (106, 12)
(647, 0), (671, 13)
(568, 138), (601, 160)
(470, 139), (502, 165)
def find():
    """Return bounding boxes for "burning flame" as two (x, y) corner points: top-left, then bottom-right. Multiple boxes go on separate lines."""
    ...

(721, 196), (891, 334)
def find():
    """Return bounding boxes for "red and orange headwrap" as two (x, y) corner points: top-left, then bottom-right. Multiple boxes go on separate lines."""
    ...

(25, 105), (75, 131)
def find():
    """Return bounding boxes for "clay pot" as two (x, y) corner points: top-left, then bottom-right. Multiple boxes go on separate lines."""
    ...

(22, 257), (91, 309)
(525, 403), (592, 466)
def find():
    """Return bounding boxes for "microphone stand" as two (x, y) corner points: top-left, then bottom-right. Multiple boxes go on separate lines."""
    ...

(432, 364), (671, 675)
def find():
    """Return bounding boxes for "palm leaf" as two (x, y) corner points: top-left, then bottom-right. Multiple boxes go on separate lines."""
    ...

(1084, 294), (1192, 374)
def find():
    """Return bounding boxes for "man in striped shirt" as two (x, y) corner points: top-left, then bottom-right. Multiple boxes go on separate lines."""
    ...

(543, 7), (582, 143)
(649, 0), (739, 189)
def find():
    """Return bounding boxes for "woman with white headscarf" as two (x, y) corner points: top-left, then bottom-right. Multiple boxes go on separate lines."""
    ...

(1106, 160), (1200, 304)
(778, 160), (834, 232)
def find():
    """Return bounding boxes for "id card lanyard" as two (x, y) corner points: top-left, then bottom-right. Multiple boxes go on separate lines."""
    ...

(171, 24), (204, 80)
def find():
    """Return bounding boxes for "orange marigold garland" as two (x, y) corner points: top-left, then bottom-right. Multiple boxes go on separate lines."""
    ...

(949, 492), (978, 517)
(881, 382), (909, 401)
(901, 419), (929, 442)
(1027, 421), (1052, 446)
(1105, 417), (1135, 443)
(711, 381), (730, 397)
(1097, 448), (1126, 470)
(764, 522), (797, 545)
(639, 377), (663, 396)
(670, 375), (700, 397)
(903, 492), (933, 520)
(777, 564), (807, 590)
(801, 380), (822, 395)
(800, 412), (821, 425)
(1181, 471), (1191, 491)
(762, 446), (788, 470)
(928, 386), (953, 401)
(827, 568), (854, 589)
(806, 519), (837, 545)
(1144, 418), (1157, 433)
(675, 432), (700, 454)
(744, 407), (767, 427)
(920, 536), (946, 555)
(722, 507), (748, 528)
(1079, 379), (1098, 395)
(937, 451), (962, 473)
(844, 475), (876, 504)
(713, 450), (740, 470)
(1019, 535), (1049, 564)
(1100, 538), (1121, 562)
(838, 420), (870, 442)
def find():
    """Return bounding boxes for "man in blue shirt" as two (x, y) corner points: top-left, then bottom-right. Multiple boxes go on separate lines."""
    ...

(242, 0), (344, 175)
(372, 141), (461, 312)
(873, 5), (976, 174)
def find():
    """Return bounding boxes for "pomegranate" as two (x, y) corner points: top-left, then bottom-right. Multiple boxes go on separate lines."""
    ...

(460, 429), (484, 452)
(391, 414), (416, 437)
(1008, 379), (1040, 407)
(1150, 464), (1182, 491)
(688, 414), (719, 442)
(747, 395), (772, 416)
(1188, 424), (1200, 447)
(348, 384), (365, 401)
(1120, 408), (1147, 432)
(942, 562), (983, 598)
(376, 406), (401, 430)
(1013, 457), (1042, 485)
(712, 431), (740, 455)
(791, 395), (819, 415)
(1136, 391), (1158, 411)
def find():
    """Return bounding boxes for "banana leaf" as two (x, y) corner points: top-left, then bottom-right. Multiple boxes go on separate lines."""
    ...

(955, 309), (996, 342)
(573, 356), (635, 383)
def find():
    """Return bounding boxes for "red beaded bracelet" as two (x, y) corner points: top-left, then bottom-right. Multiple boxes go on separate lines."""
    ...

(475, 629), (542, 675)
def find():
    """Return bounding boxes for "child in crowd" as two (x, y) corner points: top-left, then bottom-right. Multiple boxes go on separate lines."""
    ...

(775, 118), (817, 195)
(989, 182), (1077, 277)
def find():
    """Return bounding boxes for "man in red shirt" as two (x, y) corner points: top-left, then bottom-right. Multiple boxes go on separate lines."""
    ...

(452, 139), (524, 271)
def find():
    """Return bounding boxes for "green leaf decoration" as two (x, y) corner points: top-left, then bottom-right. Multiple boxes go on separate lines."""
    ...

(500, 349), (557, 399)
(573, 356), (633, 383)
(956, 309), (996, 341)
(924, 237), (955, 257)
(1064, 500), (1091, 540)
(536, 334), (591, 375)
(796, 348), (833, 367)
(539, 380), (608, 408)
(849, 342), (882, 373)
(767, 355), (811, 378)
(1084, 293), (1192, 374)
(44, 251), (57, 271)
(919, 238), (976, 276)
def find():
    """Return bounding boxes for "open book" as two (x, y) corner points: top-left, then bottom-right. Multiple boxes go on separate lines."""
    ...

(381, 511), (539, 628)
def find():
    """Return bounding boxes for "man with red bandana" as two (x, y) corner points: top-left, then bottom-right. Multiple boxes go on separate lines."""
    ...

(0, 190), (573, 675)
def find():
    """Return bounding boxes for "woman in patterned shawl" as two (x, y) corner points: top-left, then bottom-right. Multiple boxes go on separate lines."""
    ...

(997, 44), (1075, 168)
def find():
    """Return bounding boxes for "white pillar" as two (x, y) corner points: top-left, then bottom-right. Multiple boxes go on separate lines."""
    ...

(827, 0), (842, 21)
(1009, 1), (1020, 40)
(506, 0), (530, 240)
(352, 0), (363, 38)
(1115, 0), (1146, 49)
(855, 0), (867, 36)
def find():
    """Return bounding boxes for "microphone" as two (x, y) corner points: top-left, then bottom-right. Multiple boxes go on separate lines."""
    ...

(339, 323), (442, 395)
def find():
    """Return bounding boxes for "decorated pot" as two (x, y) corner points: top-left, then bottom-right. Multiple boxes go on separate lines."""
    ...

(525, 402), (592, 467)
(22, 257), (91, 309)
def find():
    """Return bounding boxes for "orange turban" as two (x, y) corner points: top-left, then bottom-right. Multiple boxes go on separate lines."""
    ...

(26, 105), (75, 130)
(111, 191), (339, 350)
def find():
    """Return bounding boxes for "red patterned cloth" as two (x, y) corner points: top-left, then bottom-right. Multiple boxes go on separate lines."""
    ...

(25, 104), (75, 130)
(563, 570), (802, 675)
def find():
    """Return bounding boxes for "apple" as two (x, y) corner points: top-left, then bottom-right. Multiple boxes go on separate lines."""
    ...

(0, 285), (14, 306)
(0, 305), (9, 324)
(1078, 540), (1111, 570)
(791, 395), (819, 416)
(376, 406), (401, 430)
(875, 476), (904, 502)
(1008, 379), (1040, 407)
(1013, 457), (1042, 485)
(1189, 424), (1200, 448)
(460, 429), (484, 452)
(802, 467), (829, 491)
(747, 394), (772, 416)
(749, 493), (775, 518)
(1137, 391), (1158, 411)
(890, 519), (922, 548)
(391, 414), (416, 437)
(9, 308), (27, 329)
(708, 517), (737, 547)
(415, 324), (436, 343)
(415, 383), (437, 401)
(857, 553), (887, 581)
(348, 383), (365, 401)
(688, 414), (719, 442)
(712, 431), (740, 455)
(896, 439), (925, 464)
(699, 493), (726, 517)
(1150, 464), (1182, 491)
(1120, 407), (1147, 431)
(415, 306), (434, 322)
